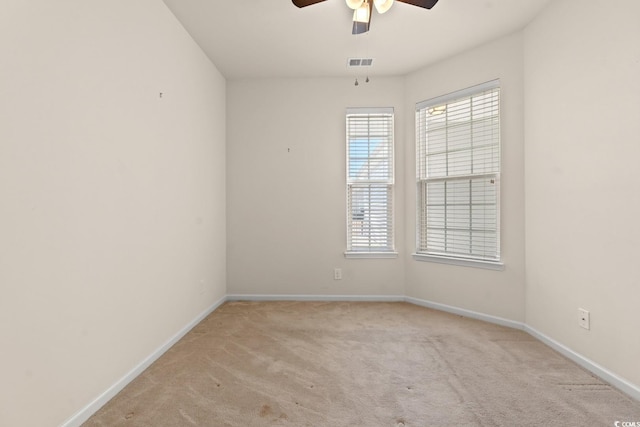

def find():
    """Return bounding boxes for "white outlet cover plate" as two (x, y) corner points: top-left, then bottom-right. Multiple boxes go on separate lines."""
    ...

(578, 308), (590, 330)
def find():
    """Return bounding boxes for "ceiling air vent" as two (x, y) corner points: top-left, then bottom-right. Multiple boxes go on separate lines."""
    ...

(347, 58), (374, 68)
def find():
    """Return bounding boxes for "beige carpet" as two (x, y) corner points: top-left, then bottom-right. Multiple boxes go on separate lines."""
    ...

(84, 301), (640, 426)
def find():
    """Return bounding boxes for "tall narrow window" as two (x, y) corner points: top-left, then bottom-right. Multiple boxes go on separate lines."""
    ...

(415, 81), (502, 268)
(346, 107), (396, 257)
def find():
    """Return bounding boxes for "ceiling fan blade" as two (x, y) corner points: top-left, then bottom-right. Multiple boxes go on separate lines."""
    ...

(292, 0), (327, 7)
(397, 0), (439, 9)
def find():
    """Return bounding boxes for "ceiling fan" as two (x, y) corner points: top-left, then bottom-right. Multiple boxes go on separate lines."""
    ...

(292, 0), (440, 34)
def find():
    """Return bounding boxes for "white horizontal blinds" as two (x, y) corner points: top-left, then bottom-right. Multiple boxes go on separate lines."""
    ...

(416, 81), (500, 261)
(421, 177), (499, 259)
(347, 108), (394, 252)
(347, 184), (393, 251)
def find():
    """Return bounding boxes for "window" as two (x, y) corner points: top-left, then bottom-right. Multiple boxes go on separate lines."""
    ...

(415, 80), (502, 269)
(345, 107), (396, 258)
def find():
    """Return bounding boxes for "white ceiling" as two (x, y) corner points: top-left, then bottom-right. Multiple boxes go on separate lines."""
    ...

(161, 0), (552, 80)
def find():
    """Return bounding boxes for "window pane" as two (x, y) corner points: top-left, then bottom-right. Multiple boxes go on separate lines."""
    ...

(472, 144), (499, 174)
(447, 229), (471, 255)
(426, 205), (445, 228)
(426, 127), (447, 153)
(448, 149), (472, 177)
(426, 181), (445, 205)
(427, 153), (447, 178)
(448, 122), (471, 151)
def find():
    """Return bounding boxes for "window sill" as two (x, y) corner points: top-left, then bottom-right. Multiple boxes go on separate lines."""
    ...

(412, 253), (504, 270)
(345, 251), (399, 259)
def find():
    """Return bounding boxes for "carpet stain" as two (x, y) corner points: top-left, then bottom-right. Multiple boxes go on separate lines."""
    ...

(259, 404), (273, 417)
(124, 411), (134, 420)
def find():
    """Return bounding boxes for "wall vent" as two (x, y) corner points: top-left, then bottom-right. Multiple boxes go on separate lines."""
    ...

(347, 58), (373, 68)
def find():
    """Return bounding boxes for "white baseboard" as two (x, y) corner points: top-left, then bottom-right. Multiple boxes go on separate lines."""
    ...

(404, 296), (525, 330)
(226, 294), (406, 302)
(525, 324), (640, 401)
(406, 296), (639, 401)
(59, 296), (228, 427)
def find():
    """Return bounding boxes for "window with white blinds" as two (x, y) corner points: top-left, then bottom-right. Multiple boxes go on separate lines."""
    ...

(415, 81), (501, 266)
(346, 107), (395, 256)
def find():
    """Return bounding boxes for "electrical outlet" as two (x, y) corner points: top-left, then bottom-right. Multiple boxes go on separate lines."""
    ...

(334, 268), (342, 280)
(578, 308), (590, 330)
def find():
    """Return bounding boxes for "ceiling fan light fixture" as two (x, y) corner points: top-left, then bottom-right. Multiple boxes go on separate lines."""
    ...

(373, 0), (394, 14)
(352, 0), (372, 34)
(345, 0), (364, 10)
(353, 0), (371, 22)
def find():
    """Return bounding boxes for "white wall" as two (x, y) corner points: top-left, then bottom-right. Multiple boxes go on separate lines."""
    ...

(226, 78), (406, 296)
(524, 0), (640, 388)
(403, 33), (527, 322)
(0, 2), (226, 426)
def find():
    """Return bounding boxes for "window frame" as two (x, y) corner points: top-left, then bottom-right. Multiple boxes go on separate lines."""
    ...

(345, 107), (398, 259)
(413, 80), (503, 270)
